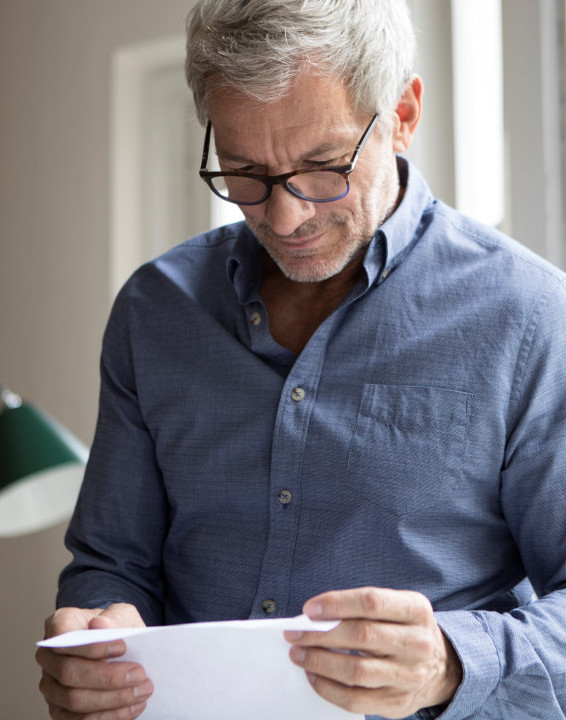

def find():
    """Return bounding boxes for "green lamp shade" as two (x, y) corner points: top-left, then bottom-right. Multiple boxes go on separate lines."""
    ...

(0, 403), (88, 537)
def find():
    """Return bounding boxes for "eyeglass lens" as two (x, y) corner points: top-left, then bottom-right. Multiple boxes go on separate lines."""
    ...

(210, 171), (349, 204)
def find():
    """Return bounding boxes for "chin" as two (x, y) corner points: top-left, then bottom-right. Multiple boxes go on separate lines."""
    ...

(268, 249), (358, 283)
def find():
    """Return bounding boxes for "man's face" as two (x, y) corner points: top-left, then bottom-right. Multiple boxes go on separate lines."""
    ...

(206, 71), (401, 283)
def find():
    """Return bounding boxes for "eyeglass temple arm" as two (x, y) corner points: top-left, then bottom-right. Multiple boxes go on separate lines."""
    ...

(200, 121), (213, 171)
(349, 113), (379, 163)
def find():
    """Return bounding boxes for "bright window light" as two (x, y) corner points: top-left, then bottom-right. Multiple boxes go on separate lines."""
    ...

(451, 0), (505, 227)
(211, 195), (245, 228)
(209, 137), (245, 227)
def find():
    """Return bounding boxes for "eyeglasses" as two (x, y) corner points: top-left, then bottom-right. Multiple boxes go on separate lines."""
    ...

(199, 113), (379, 206)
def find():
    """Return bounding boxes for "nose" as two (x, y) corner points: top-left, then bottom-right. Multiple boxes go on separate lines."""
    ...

(262, 184), (317, 237)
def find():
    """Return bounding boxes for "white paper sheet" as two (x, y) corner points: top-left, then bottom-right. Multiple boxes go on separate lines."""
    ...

(38, 614), (363, 720)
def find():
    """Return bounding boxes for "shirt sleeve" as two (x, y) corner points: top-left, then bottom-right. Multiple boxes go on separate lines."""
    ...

(58, 282), (168, 626)
(432, 277), (566, 720)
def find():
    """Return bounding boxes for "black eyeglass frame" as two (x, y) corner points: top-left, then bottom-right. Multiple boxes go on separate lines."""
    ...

(199, 113), (379, 206)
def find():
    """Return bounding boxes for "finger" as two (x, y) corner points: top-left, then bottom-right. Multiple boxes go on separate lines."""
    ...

(45, 607), (107, 638)
(286, 618), (434, 660)
(43, 607), (127, 660)
(88, 604), (146, 631)
(303, 587), (434, 625)
(36, 650), (146, 692)
(37, 640), (127, 663)
(45, 703), (149, 720)
(306, 671), (418, 719)
(289, 645), (422, 690)
(42, 603), (145, 661)
(40, 672), (152, 718)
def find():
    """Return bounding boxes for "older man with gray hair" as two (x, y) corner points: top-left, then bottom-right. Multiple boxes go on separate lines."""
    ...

(36, 2), (566, 719)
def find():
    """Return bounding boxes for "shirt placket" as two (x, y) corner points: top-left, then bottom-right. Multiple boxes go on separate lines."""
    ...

(248, 329), (329, 618)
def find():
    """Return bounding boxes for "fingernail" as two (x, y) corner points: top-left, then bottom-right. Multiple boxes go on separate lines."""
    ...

(133, 679), (153, 700)
(126, 668), (146, 685)
(284, 630), (303, 641)
(289, 646), (306, 664)
(306, 671), (317, 686)
(130, 700), (148, 716)
(106, 643), (125, 658)
(305, 602), (323, 618)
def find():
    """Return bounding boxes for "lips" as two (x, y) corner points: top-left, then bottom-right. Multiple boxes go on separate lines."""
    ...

(277, 232), (325, 251)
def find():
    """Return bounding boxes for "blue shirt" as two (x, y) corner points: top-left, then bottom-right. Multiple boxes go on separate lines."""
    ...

(60, 159), (566, 719)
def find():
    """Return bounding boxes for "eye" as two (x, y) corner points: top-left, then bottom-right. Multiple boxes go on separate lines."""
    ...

(309, 158), (337, 167)
(307, 160), (334, 168)
(219, 161), (255, 173)
(304, 154), (349, 169)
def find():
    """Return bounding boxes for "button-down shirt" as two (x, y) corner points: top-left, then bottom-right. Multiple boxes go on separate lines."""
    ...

(60, 159), (566, 720)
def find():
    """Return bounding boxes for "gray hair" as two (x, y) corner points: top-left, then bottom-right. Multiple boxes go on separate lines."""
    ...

(185, 0), (416, 125)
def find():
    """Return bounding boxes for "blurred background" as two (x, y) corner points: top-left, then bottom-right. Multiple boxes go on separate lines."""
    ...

(1, 0), (565, 717)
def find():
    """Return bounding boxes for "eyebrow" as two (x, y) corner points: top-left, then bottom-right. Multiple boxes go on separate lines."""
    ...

(215, 139), (350, 167)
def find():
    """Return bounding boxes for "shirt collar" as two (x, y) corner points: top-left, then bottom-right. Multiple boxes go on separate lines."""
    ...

(227, 225), (263, 304)
(227, 157), (435, 301)
(363, 157), (435, 286)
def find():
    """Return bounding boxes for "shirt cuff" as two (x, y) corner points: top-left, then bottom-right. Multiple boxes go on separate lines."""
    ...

(432, 610), (500, 719)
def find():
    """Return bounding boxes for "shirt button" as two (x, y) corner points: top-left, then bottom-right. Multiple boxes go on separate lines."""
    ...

(278, 489), (293, 505)
(291, 387), (305, 402)
(249, 311), (262, 326)
(381, 268), (390, 280)
(262, 599), (277, 614)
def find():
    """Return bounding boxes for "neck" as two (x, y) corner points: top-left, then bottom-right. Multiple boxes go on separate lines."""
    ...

(259, 249), (366, 354)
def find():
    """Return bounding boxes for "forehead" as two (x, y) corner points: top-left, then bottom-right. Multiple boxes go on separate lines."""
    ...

(206, 71), (362, 162)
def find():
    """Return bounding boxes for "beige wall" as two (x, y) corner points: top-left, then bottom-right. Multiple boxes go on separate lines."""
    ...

(0, 0), (197, 446)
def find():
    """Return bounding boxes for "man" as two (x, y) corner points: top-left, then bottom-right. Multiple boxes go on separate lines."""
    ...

(36, 1), (566, 719)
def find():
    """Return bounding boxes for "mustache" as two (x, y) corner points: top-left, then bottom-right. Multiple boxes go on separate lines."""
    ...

(247, 214), (347, 242)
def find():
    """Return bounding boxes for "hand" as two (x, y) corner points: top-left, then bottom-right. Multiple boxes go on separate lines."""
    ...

(36, 603), (153, 720)
(284, 587), (462, 719)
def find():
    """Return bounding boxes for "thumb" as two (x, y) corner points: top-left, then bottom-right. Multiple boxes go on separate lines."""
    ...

(88, 603), (146, 630)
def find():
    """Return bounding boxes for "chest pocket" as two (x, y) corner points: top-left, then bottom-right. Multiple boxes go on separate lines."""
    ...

(345, 384), (472, 516)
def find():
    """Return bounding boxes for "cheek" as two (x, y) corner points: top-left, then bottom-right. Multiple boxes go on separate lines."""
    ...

(332, 192), (365, 226)
(240, 205), (264, 224)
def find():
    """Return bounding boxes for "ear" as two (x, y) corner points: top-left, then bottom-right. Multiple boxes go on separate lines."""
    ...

(391, 75), (423, 153)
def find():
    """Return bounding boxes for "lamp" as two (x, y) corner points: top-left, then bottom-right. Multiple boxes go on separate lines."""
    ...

(0, 384), (88, 537)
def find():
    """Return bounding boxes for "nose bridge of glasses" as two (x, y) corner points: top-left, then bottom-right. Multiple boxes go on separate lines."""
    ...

(265, 170), (309, 201)
(255, 174), (308, 206)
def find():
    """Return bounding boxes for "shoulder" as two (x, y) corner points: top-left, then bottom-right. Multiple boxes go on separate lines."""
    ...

(105, 222), (249, 336)
(119, 222), (246, 299)
(152, 221), (246, 276)
(421, 200), (566, 295)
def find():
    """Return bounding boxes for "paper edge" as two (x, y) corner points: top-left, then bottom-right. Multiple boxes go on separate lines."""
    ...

(37, 614), (340, 648)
